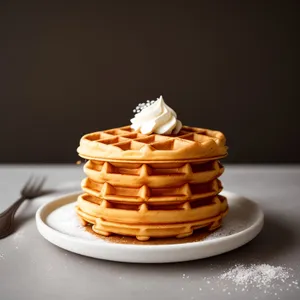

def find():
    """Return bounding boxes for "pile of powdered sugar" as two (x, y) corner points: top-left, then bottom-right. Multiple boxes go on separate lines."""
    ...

(198, 263), (299, 299)
(220, 264), (290, 288)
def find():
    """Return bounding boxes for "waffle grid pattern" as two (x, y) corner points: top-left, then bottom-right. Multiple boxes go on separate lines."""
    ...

(76, 125), (228, 240)
(77, 159), (227, 240)
(83, 160), (224, 189)
(76, 200), (228, 240)
(77, 193), (228, 224)
(77, 125), (227, 161)
(82, 178), (222, 204)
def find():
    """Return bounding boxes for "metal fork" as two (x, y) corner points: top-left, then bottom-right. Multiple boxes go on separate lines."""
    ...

(0, 176), (46, 239)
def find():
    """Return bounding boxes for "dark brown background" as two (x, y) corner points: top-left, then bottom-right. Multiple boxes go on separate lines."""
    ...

(0, 1), (298, 163)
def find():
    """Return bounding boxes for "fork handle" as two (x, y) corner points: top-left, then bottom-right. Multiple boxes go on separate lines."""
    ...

(0, 197), (26, 239)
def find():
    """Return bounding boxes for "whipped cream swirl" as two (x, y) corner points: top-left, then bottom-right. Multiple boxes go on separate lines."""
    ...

(130, 96), (182, 135)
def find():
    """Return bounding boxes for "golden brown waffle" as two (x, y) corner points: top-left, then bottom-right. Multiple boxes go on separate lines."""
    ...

(76, 194), (228, 241)
(77, 193), (228, 225)
(76, 158), (228, 240)
(76, 123), (228, 241)
(77, 125), (228, 162)
(83, 160), (224, 191)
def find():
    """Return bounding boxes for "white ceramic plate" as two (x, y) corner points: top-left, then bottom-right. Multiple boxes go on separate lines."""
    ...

(36, 191), (264, 263)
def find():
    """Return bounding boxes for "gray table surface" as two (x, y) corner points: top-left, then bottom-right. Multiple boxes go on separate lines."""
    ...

(0, 164), (299, 300)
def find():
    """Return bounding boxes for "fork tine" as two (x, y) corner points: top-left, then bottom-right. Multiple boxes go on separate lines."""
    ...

(28, 177), (39, 195)
(21, 176), (46, 198)
(21, 175), (34, 195)
(33, 177), (46, 195)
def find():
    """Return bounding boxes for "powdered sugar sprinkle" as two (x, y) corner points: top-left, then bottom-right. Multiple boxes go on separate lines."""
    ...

(46, 202), (98, 240)
(133, 99), (156, 114)
(197, 263), (299, 299)
(220, 264), (292, 289)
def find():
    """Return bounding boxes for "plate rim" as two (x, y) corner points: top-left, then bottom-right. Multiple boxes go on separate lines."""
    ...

(36, 191), (264, 262)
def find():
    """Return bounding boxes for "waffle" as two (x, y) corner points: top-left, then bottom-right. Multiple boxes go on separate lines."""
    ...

(76, 194), (228, 241)
(76, 124), (228, 240)
(76, 157), (228, 240)
(77, 193), (228, 226)
(77, 125), (228, 162)
(83, 160), (224, 191)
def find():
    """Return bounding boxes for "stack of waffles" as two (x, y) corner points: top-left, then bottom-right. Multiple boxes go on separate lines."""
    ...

(76, 125), (228, 241)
